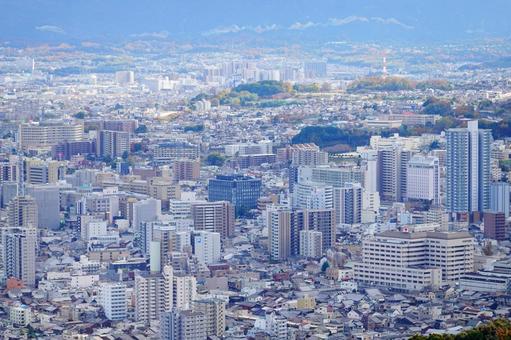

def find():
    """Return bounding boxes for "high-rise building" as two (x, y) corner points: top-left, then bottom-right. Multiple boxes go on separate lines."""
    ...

(132, 198), (161, 233)
(173, 159), (200, 181)
(194, 298), (226, 337)
(3, 227), (37, 286)
(7, 196), (38, 229)
(446, 120), (492, 217)
(25, 159), (65, 184)
(134, 266), (173, 323)
(268, 208), (292, 261)
(299, 230), (323, 258)
(267, 206), (334, 261)
(26, 184), (60, 230)
(191, 201), (234, 239)
(377, 145), (412, 202)
(19, 121), (84, 150)
(484, 212), (506, 241)
(97, 130), (130, 158)
(292, 181), (334, 210)
(191, 231), (221, 265)
(173, 275), (197, 310)
(490, 182), (510, 218)
(297, 165), (364, 188)
(100, 282), (127, 321)
(160, 309), (206, 340)
(334, 182), (362, 225)
(208, 175), (261, 217)
(354, 230), (474, 290)
(406, 155), (441, 205)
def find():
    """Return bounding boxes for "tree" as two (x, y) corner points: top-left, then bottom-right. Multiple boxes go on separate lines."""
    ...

(321, 261), (330, 272)
(135, 125), (148, 134)
(74, 111), (86, 119)
(121, 151), (129, 160)
(206, 153), (225, 166)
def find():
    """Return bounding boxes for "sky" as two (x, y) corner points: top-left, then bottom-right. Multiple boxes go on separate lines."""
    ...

(1, 0), (511, 45)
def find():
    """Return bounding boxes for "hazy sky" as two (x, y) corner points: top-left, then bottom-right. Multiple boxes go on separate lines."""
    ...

(2, 0), (511, 45)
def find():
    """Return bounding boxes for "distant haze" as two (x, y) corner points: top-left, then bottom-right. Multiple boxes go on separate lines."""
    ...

(2, 0), (511, 45)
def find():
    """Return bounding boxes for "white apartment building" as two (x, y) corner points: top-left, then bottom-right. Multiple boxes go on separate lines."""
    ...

(100, 282), (127, 320)
(354, 230), (474, 291)
(192, 231), (221, 265)
(299, 230), (323, 258)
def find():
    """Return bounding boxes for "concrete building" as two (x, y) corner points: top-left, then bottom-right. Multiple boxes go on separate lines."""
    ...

(19, 121), (83, 150)
(173, 275), (197, 310)
(354, 230), (474, 290)
(3, 227), (37, 286)
(97, 130), (130, 158)
(160, 309), (206, 340)
(208, 174), (261, 217)
(26, 184), (60, 229)
(278, 143), (328, 166)
(377, 145), (412, 202)
(194, 299), (226, 337)
(191, 201), (235, 238)
(100, 282), (127, 321)
(134, 266), (173, 322)
(191, 231), (221, 264)
(490, 182), (510, 218)
(173, 159), (200, 181)
(484, 212), (506, 241)
(153, 141), (200, 164)
(299, 230), (323, 258)
(334, 182), (362, 225)
(132, 198), (161, 233)
(293, 181), (334, 210)
(7, 195), (38, 229)
(446, 120), (492, 217)
(406, 155), (441, 205)
(9, 304), (32, 327)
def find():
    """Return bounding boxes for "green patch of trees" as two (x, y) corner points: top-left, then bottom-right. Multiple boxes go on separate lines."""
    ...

(410, 319), (511, 340)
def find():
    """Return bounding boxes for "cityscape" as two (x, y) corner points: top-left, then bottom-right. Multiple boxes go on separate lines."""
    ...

(1, 1), (511, 339)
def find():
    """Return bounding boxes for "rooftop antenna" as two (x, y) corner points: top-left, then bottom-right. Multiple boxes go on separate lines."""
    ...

(32, 58), (35, 75)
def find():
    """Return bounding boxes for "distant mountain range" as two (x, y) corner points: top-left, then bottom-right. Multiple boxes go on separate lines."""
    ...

(1, 0), (511, 46)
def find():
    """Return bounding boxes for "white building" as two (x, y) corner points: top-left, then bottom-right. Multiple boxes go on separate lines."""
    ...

(173, 275), (197, 310)
(299, 230), (323, 258)
(406, 155), (440, 205)
(192, 231), (221, 265)
(354, 230), (474, 290)
(100, 282), (127, 320)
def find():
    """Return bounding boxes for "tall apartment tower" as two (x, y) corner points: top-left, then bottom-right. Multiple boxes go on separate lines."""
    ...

(191, 201), (235, 239)
(134, 266), (173, 323)
(446, 120), (491, 218)
(194, 299), (226, 338)
(100, 282), (127, 321)
(160, 309), (206, 340)
(299, 230), (323, 258)
(490, 182), (510, 218)
(97, 130), (130, 158)
(173, 275), (197, 310)
(377, 145), (411, 202)
(3, 227), (37, 286)
(334, 182), (362, 225)
(7, 195), (38, 228)
(191, 231), (221, 265)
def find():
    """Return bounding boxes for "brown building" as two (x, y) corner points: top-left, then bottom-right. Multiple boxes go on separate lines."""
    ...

(173, 159), (200, 181)
(191, 201), (235, 239)
(484, 212), (506, 241)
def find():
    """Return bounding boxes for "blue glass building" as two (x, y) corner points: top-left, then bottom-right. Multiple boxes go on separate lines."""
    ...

(208, 174), (261, 217)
